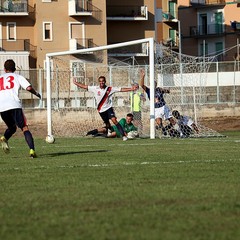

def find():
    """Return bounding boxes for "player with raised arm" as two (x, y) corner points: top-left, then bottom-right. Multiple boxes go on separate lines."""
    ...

(139, 69), (175, 136)
(0, 59), (41, 158)
(73, 76), (137, 141)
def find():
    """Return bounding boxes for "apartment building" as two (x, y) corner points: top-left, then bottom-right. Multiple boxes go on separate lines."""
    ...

(178, 0), (240, 60)
(154, 0), (240, 61)
(0, 0), (239, 69)
(0, 0), (156, 69)
(156, 0), (181, 52)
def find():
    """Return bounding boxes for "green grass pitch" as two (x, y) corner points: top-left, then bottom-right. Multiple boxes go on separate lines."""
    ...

(0, 132), (240, 240)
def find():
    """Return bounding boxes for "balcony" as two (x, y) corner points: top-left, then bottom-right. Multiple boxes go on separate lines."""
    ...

(69, 38), (97, 51)
(162, 38), (179, 50)
(190, 0), (226, 8)
(162, 11), (178, 21)
(0, 39), (37, 58)
(107, 42), (148, 57)
(190, 24), (226, 37)
(107, 5), (148, 21)
(68, 0), (102, 22)
(0, 0), (35, 16)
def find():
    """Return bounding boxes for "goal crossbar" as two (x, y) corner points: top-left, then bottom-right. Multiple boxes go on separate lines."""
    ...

(45, 38), (156, 139)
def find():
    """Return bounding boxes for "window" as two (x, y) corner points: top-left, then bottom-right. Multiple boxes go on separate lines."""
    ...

(168, 1), (176, 19)
(199, 14), (207, 35)
(42, 0), (52, 2)
(7, 22), (16, 40)
(169, 28), (176, 46)
(43, 22), (52, 41)
(215, 12), (223, 34)
(200, 43), (208, 57)
(215, 42), (223, 61)
(70, 22), (84, 39)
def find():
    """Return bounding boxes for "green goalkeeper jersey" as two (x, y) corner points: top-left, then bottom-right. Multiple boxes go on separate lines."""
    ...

(112, 118), (138, 137)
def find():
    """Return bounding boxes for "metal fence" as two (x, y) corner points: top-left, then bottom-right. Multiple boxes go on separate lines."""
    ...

(7, 61), (240, 109)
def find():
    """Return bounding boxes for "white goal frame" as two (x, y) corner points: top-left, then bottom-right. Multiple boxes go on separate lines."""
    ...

(45, 38), (156, 139)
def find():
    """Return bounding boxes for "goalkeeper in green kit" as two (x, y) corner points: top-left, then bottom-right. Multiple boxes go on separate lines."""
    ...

(87, 113), (139, 139)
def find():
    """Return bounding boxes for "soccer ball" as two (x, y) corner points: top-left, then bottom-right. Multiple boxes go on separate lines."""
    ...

(45, 135), (55, 144)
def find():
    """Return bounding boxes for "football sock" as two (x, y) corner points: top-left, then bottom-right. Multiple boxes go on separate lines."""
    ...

(116, 123), (125, 136)
(24, 130), (35, 150)
(86, 129), (98, 135)
(4, 126), (17, 140)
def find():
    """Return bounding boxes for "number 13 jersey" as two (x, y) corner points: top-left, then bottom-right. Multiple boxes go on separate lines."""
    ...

(0, 72), (31, 112)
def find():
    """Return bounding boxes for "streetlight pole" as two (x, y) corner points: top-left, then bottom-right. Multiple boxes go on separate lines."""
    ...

(177, 20), (183, 104)
(172, 18), (183, 103)
(178, 20), (182, 64)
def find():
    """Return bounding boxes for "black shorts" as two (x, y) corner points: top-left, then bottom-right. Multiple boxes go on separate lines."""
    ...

(99, 107), (116, 124)
(0, 108), (27, 130)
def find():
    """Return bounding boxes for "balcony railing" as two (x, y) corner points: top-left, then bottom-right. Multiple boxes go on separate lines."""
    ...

(190, 24), (226, 37)
(162, 38), (178, 49)
(107, 5), (148, 21)
(68, 0), (102, 22)
(190, 0), (226, 7)
(0, 0), (33, 14)
(162, 11), (177, 21)
(69, 38), (98, 51)
(107, 42), (148, 57)
(0, 39), (37, 58)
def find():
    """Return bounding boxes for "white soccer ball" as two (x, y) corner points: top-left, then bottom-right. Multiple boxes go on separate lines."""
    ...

(45, 135), (55, 144)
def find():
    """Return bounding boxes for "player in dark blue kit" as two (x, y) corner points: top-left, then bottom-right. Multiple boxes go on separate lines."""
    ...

(139, 69), (175, 135)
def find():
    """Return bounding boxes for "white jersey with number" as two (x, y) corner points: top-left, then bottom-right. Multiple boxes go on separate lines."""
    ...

(88, 86), (121, 113)
(0, 72), (31, 112)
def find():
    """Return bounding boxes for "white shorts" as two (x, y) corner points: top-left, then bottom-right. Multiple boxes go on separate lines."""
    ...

(186, 119), (194, 128)
(155, 105), (172, 120)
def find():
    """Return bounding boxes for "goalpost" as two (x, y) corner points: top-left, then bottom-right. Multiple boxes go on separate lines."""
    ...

(45, 38), (223, 140)
(46, 38), (156, 139)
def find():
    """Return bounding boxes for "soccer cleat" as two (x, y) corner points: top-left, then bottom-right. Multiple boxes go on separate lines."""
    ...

(122, 136), (128, 141)
(107, 129), (112, 137)
(86, 129), (98, 136)
(86, 131), (93, 136)
(1, 136), (10, 154)
(29, 149), (37, 158)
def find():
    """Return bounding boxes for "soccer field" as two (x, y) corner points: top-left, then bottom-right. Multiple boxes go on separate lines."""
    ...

(0, 132), (240, 240)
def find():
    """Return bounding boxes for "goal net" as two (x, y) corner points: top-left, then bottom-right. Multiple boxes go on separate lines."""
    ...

(45, 38), (223, 139)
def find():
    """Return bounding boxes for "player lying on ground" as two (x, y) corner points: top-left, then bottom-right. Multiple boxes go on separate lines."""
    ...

(86, 113), (139, 139)
(168, 110), (199, 138)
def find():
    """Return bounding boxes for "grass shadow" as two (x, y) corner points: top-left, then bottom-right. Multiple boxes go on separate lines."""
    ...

(39, 149), (108, 158)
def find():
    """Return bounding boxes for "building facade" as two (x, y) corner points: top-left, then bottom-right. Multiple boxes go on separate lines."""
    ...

(179, 0), (240, 60)
(0, 0), (239, 69)
(0, 0), (156, 69)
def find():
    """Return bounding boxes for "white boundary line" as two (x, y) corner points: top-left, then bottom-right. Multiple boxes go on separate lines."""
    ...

(41, 138), (240, 148)
(0, 158), (239, 172)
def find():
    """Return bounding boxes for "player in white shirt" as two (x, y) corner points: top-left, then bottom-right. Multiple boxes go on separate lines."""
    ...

(172, 110), (199, 137)
(0, 59), (41, 158)
(73, 76), (137, 141)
